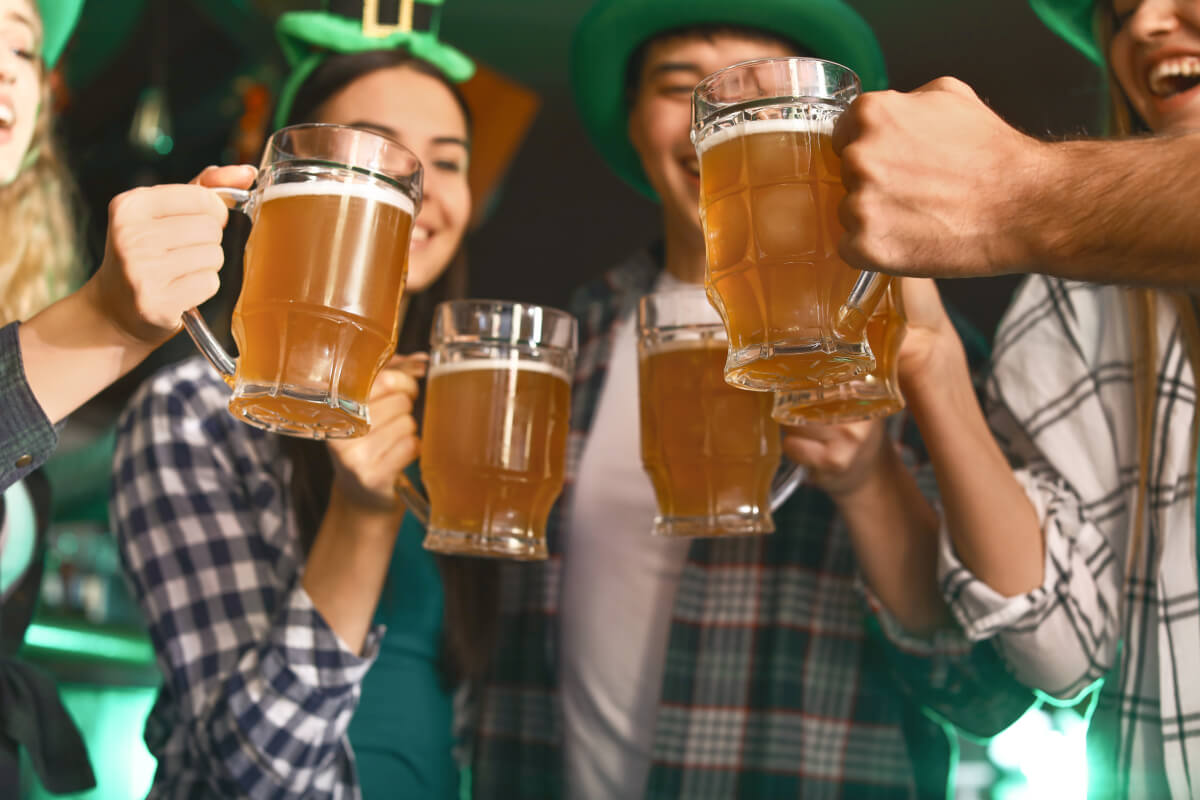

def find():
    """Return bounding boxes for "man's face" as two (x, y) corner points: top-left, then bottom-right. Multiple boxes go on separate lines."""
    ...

(627, 32), (796, 233)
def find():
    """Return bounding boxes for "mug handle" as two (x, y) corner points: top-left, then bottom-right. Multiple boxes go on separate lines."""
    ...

(770, 462), (806, 512)
(394, 473), (431, 526)
(181, 186), (253, 385)
(835, 271), (890, 340)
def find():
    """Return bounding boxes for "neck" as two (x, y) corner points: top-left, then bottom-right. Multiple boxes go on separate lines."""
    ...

(661, 212), (706, 285)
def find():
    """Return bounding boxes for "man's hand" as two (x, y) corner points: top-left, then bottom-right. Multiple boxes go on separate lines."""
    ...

(834, 77), (1048, 279)
(83, 165), (256, 345)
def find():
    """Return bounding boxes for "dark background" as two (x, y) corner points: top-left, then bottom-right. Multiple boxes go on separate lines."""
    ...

(56, 0), (1107, 413)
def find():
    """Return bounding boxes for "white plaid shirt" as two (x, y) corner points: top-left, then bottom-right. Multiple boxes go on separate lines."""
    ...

(111, 358), (380, 799)
(940, 276), (1199, 798)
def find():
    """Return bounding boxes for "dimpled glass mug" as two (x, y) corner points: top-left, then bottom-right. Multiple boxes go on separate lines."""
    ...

(184, 123), (422, 439)
(638, 289), (805, 537)
(692, 57), (890, 392)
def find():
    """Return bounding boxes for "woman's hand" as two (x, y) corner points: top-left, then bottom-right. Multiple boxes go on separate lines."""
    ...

(782, 418), (890, 497)
(83, 165), (256, 345)
(326, 355), (427, 511)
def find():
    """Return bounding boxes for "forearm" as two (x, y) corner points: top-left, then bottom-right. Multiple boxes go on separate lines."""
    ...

(301, 487), (406, 654)
(832, 442), (948, 636)
(18, 279), (156, 424)
(904, 344), (1044, 597)
(1026, 132), (1200, 288)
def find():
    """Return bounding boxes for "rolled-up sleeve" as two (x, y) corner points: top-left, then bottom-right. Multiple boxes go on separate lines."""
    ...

(0, 322), (58, 491)
(938, 466), (1120, 701)
(112, 364), (381, 799)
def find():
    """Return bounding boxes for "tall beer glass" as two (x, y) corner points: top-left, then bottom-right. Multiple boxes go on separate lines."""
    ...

(183, 123), (422, 439)
(773, 279), (907, 425)
(638, 290), (805, 538)
(692, 58), (889, 392)
(396, 300), (577, 561)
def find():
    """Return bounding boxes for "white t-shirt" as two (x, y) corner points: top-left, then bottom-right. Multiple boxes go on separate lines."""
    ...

(559, 272), (691, 799)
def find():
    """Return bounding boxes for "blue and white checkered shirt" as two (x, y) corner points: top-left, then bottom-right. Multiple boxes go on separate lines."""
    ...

(111, 357), (379, 799)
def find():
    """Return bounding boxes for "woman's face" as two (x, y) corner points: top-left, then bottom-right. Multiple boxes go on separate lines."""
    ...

(1110, 0), (1200, 133)
(314, 64), (471, 292)
(0, 0), (41, 183)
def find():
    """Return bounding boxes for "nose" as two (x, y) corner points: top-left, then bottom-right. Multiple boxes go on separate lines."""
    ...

(1126, 0), (1182, 42)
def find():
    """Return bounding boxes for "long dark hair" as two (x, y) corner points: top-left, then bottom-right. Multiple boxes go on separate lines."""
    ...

(280, 49), (499, 686)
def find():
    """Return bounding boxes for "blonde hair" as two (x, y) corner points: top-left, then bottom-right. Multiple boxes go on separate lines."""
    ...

(1094, 8), (1200, 576)
(0, 71), (83, 325)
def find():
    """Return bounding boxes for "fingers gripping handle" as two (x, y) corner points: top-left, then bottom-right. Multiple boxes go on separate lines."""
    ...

(181, 186), (251, 383)
(394, 473), (431, 526)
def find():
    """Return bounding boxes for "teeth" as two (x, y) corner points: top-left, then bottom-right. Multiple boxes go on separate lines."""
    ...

(1149, 56), (1200, 97)
(0, 104), (13, 127)
(411, 226), (430, 242)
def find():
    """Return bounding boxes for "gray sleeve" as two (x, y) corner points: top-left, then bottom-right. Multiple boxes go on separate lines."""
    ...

(0, 322), (58, 492)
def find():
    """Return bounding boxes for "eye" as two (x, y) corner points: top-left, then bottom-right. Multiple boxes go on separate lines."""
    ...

(1111, 0), (1139, 27)
(433, 159), (464, 173)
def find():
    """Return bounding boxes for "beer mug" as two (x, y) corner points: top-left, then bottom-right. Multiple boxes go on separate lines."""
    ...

(183, 123), (422, 440)
(638, 290), (805, 538)
(692, 57), (889, 392)
(395, 300), (577, 561)
(773, 279), (907, 425)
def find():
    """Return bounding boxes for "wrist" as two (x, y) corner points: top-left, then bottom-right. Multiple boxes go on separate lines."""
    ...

(1012, 139), (1079, 275)
(900, 331), (973, 419)
(327, 481), (408, 530)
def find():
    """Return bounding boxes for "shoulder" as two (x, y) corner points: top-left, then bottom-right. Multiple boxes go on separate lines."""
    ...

(992, 277), (1121, 364)
(116, 357), (276, 467)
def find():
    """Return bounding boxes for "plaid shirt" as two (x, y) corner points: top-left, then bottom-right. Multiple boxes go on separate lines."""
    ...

(111, 358), (379, 800)
(941, 277), (1200, 798)
(0, 322), (59, 492)
(470, 251), (1032, 799)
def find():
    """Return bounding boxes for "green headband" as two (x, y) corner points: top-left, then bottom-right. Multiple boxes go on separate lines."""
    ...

(35, 0), (85, 68)
(274, 3), (474, 129)
(1028, 0), (1104, 66)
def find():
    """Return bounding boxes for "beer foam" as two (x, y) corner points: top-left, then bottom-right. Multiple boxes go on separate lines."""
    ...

(696, 116), (836, 156)
(262, 179), (415, 216)
(429, 358), (570, 383)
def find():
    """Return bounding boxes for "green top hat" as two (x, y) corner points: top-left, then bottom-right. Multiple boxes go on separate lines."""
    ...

(1028, 0), (1104, 66)
(570, 0), (888, 199)
(36, 0), (85, 67)
(275, 0), (474, 128)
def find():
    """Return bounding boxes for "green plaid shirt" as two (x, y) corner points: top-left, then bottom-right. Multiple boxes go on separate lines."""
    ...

(0, 323), (59, 492)
(468, 251), (1033, 799)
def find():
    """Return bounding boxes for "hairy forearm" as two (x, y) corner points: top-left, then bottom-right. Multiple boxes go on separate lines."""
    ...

(904, 345), (1044, 597)
(18, 280), (156, 424)
(302, 488), (405, 654)
(832, 441), (949, 636)
(1027, 132), (1200, 288)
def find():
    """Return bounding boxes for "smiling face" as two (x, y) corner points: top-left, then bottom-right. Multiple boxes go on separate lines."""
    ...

(314, 63), (472, 292)
(1109, 0), (1200, 133)
(0, 0), (41, 183)
(626, 31), (797, 235)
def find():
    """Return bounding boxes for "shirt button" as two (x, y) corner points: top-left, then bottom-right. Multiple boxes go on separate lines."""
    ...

(15, 454), (33, 468)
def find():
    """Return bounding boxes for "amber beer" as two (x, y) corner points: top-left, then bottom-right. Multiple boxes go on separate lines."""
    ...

(773, 281), (907, 425)
(639, 340), (781, 537)
(229, 180), (414, 435)
(699, 117), (883, 390)
(421, 359), (571, 559)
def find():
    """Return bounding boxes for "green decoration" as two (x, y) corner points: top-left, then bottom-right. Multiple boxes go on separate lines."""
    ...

(1028, 0), (1104, 66)
(35, 0), (85, 67)
(274, 1), (474, 128)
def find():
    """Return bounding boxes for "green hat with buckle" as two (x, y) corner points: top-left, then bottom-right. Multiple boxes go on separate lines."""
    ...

(274, 0), (475, 128)
(570, 0), (888, 199)
(1028, 0), (1104, 66)
(35, 0), (85, 67)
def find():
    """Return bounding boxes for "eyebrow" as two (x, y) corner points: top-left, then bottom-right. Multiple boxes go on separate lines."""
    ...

(343, 121), (469, 151)
(647, 62), (703, 79)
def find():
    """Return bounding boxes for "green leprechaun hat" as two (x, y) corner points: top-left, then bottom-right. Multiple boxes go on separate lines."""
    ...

(570, 0), (889, 199)
(274, 0), (475, 128)
(36, 0), (85, 67)
(1028, 0), (1104, 66)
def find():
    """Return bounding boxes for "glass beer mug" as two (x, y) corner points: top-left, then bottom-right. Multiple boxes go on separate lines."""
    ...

(692, 57), (889, 392)
(773, 279), (907, 425)
(183, 123), (422, 439)
(638, 290), (805, 538)
(395, 300), (578, 561)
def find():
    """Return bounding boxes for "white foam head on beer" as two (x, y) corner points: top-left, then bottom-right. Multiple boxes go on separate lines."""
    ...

(429, 357), (570, 383)
(695, 116), (836, 155)
(262, 179), (415, 217)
